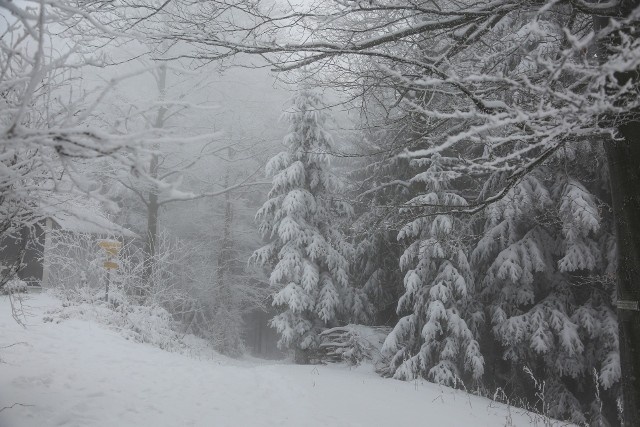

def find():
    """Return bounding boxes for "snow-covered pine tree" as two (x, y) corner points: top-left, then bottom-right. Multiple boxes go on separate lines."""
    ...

(471, 141), (619, 424)
(381, 153), (484, 386)
(349, 76), (463, 330)
(251, 89), (353, 360)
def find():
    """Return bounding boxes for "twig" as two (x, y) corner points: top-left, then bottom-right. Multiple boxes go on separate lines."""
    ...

(0, 403), (34, 412)
(0, 342), (27, 349)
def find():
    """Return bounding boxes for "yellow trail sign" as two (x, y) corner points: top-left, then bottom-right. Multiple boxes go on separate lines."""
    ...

(99, 240), (122, 257)
(103, 261), (119, 270)
(99, 240), (122, 250)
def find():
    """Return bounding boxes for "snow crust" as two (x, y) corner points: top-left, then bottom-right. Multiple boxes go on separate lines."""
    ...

(2, 293), (550, 427)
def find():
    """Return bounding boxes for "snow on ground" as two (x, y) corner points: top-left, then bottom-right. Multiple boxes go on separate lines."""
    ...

(1, 293), (556, 427)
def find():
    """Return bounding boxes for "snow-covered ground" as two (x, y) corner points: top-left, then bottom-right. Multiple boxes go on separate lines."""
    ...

(1, 293), (553, 427)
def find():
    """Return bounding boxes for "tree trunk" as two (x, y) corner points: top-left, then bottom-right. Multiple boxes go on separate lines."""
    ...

(142, 156), (159, 288)
(605, 120), (640, 425)
(141, 64), (168, 295)
(213, 170), (240, 355)
(216, 171), (233, 288)
(597, 1), (640, 423)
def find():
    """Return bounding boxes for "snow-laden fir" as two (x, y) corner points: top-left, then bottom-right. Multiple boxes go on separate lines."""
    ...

(251, 89), (360, 359)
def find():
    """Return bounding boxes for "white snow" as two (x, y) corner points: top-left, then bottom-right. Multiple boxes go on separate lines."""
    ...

(1, 293), (550, 427)
(40, 194), (137, 237)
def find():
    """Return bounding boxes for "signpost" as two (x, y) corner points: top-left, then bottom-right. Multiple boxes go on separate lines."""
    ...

(98, 240), (122, 302)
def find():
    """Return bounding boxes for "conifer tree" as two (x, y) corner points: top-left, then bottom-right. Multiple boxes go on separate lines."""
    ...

(382, 154), (484, 385)
(472, 141), (619, 423)
(251, 89), (353, 359)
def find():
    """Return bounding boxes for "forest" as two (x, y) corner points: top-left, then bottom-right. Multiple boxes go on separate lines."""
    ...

(1, 0), (639, 426)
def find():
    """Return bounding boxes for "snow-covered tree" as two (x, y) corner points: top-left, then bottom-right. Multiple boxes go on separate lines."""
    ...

(251, 89), (353, 358)
(382, 154), (484, 386)
(472, 141), (619, 423)
(348, 109), (418, 327)
(0, 0), (144, 292)
(145, 0), (640, 414)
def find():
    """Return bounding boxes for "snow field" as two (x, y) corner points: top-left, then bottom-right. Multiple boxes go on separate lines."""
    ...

(1, 293), (555, 427)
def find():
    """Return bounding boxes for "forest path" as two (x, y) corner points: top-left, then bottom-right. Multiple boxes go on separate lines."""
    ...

(1, 294), (542, 427)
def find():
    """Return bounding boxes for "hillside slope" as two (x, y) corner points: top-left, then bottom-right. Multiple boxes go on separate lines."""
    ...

(1, 293), (556, 427)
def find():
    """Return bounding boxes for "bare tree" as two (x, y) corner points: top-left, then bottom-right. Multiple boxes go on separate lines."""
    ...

(0, 0), (153, 292)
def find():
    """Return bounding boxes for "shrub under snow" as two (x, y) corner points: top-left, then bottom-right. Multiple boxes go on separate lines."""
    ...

(43, 289), (211, 355)
(316, 325), (391, 367)
(0, 278), (28, 295)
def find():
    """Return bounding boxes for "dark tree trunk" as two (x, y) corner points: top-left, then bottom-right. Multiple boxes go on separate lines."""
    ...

(597, 1), (640, 423)
(605, 120), (640, 425)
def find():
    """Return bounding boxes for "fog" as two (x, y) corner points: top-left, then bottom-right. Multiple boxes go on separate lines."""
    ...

(1, 1), (638, 426)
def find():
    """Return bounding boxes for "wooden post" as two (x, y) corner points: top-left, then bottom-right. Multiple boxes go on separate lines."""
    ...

(99, 240), (121, 304)
(41, 217), (53, 288)
(105, 268), (110, 303)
